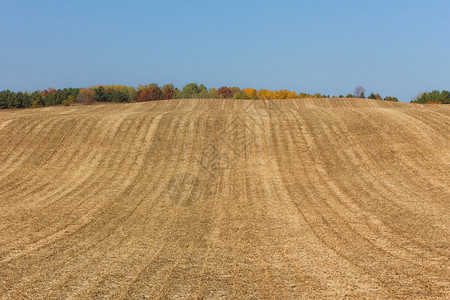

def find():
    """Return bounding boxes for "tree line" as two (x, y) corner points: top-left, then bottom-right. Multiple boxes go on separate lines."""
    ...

(3, 83), (446, 109)
(410, 90), (450, 104)
(0, 88), (79, 109)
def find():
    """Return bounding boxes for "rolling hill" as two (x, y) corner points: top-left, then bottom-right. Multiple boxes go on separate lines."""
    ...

(0, 98), (449, 298)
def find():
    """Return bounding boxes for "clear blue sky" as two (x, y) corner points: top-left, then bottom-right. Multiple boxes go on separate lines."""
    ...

(1, 0), (449, 102)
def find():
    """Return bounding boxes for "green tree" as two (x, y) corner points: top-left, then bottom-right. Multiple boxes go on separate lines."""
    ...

(368, 93), (382, 100)
(384, 96), (398, 102)
(0, 90), (13, 109)
(441, 90), (450, 104)
(110, 90), (129, 102)
(93, 86), (108, 102)
(180, 83), (207, 98)
(30, 91), (44, 108)
(62, 95), (75, 106)
(43, 90), (57, 106)
(232, 90), (249, 99)
(172, 88), (181, 99)
(412, 90), (449, 104)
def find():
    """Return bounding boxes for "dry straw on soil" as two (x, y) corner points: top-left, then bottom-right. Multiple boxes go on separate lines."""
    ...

(0, 98), (449, 298)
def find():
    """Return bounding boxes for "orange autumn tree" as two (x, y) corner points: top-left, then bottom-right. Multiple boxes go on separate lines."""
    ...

(257, 89), (275, 99)
(287, 90), (298, 99)
(136, 84), (163, 101)
(162, 84), (175, 99)
(273, 90), (287, 99)
(244, 88), (257, 99)
(271, 90), (299, 99)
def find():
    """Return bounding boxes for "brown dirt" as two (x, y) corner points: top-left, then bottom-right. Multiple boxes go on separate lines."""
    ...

(0, 98), (449, 299)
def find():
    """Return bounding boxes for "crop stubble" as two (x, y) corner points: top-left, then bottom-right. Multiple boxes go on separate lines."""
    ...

(0, 99), (449, 299)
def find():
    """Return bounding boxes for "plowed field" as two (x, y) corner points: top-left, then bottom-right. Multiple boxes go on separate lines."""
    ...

(0, 98), (449, 299)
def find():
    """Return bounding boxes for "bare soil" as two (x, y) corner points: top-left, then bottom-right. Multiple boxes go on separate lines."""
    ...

(0, 98), (449, 299)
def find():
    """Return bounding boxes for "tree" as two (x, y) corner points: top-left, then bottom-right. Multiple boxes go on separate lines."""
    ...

(43, 90), (58, 106)
(162, 84), (175, 99)
(30, 91), (44, 108)
(354, 86), (366, 98)
(257, 89), (275, 99)
(257, 89), (268, 99)
(62, 95), (75, 106)
(232, 90), (249, 99)
(172, 88), (181, 99)
(20, 92), (31, 108)
(368, 92), (382, 100)
(218, 86), (232, 98)
(197, 87), (209, 98)
(93, 86), (108, 102)
(287, 91), (298, 99)
(127, 86), (137, 102)
(230, 87), (240, 97)
(412, 90), (449, 104)
(274, 90), (289, 99)
(136, 84), (163, 101)
(244, 88), (257, 99)
(208, 88), (219, 98)
(41, 90), (49, 97)
(384, 96), (398, 102)
(0, 90), (12, 109)
(110, 90), (129, 102)
(441, 90), (450, 104)
(180, 83), (207, 99)
(76, 88), (95, 105)
(90, 85), (134, 102)
(298, 92), (310, 98)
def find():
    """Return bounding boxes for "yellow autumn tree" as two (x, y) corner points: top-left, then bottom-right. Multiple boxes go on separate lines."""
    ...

(244, 88), (257, 99)
(287, 91), (298, 99)
(273, 90), (287, 99)
(76, 88), (95, 105)
(258, 89), (271, 99)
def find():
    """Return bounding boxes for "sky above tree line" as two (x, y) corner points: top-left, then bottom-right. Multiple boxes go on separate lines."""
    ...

(1, 0), (449, 102)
